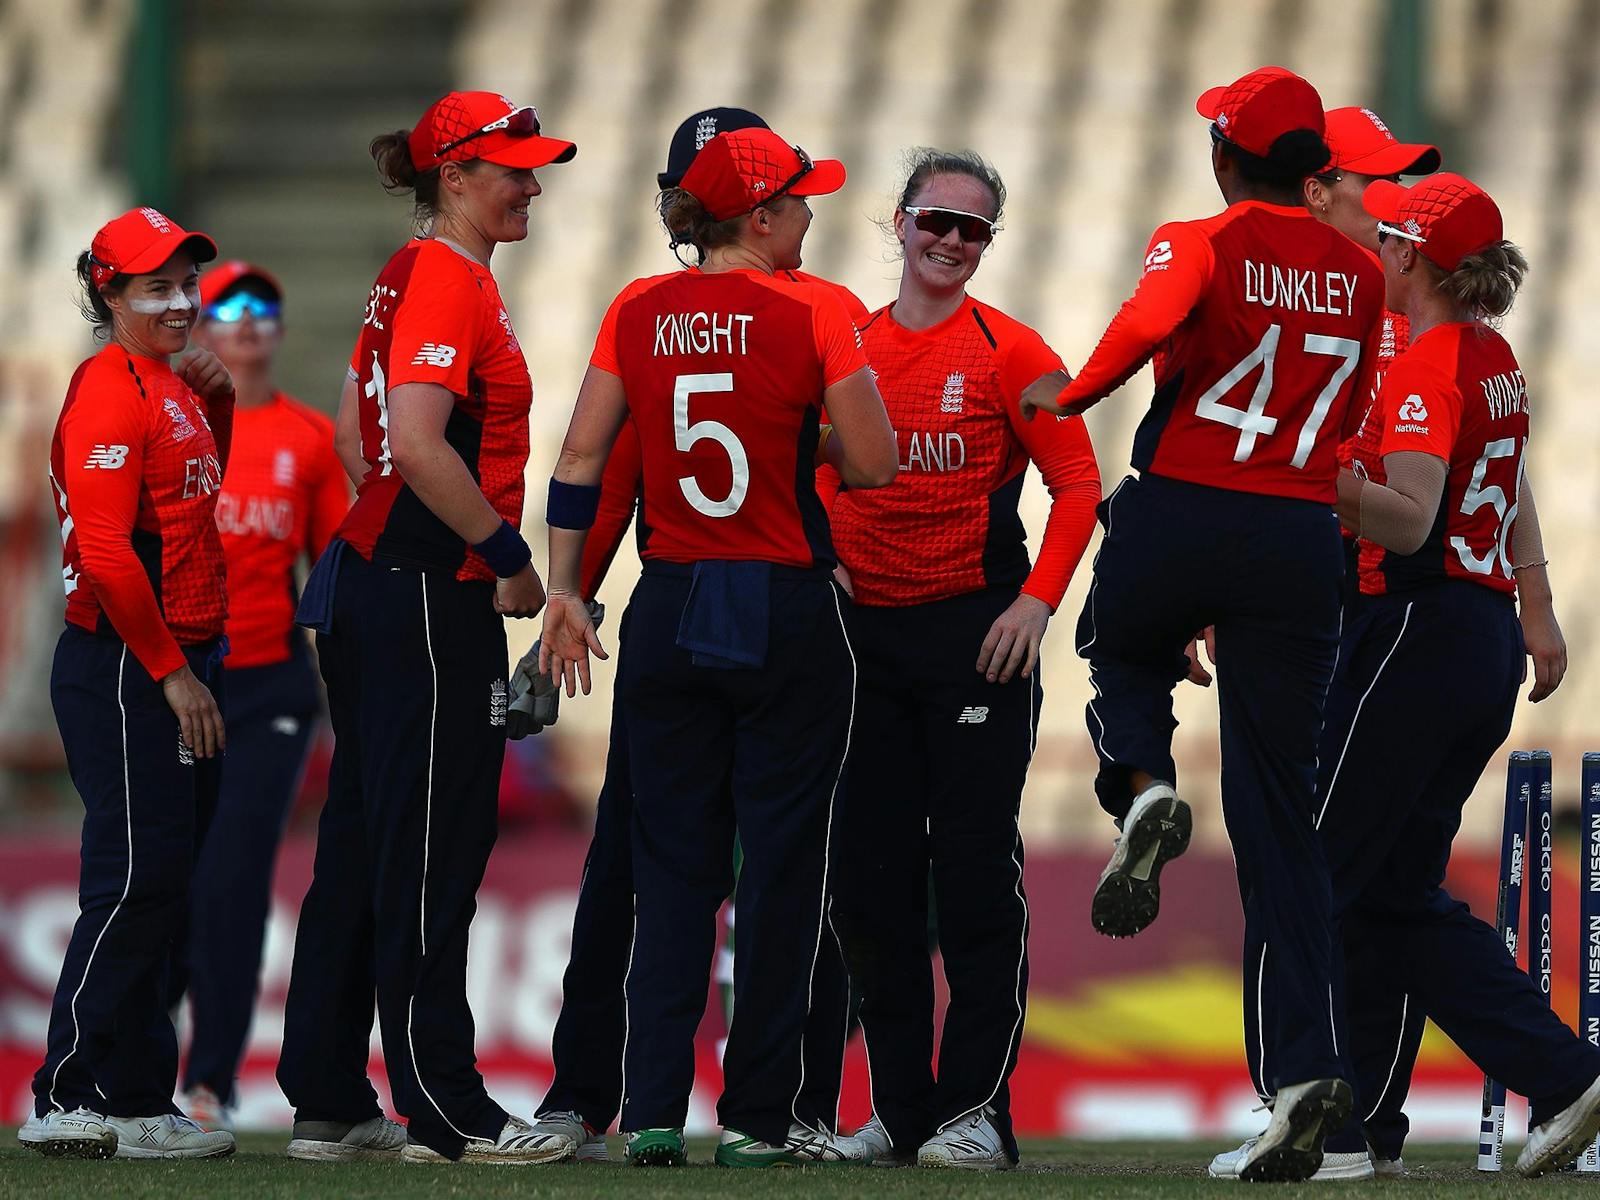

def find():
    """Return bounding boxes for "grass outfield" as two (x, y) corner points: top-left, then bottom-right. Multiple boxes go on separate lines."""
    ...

(1, 1132), (1592, 1197)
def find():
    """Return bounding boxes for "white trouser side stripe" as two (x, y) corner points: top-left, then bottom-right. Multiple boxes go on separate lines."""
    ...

(1365, 994), (1411, 1119)
(1315, 602), (1412, 830)
(792, 586), (857, 1130)
(406, 574), (470, 1141)
(50, 645), (136, 1112)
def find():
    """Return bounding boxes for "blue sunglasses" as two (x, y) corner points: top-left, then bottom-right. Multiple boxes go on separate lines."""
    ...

(203, 292), (281, 323)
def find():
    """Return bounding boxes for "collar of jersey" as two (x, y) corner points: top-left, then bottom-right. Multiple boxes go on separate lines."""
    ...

(427, 235), (489, 267)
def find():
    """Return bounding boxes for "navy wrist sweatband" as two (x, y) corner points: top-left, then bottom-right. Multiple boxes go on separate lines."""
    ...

(474, 519), (532, 578)
(547, 478), (601, 530)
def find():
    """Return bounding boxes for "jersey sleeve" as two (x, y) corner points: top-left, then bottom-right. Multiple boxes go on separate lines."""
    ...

(60, 379), (186, 679)
(997, 320), (1068, 401)
(590, 280), (653, 377)
(306, 426), (352, 559)
(1055, 221), (1215, 412)
(580, 416), (642, 600)
(810, 289), (868, 387)
(1007, 404), (1101, 610)
(386, 259), (485, 394)
(1375, 354), (1460, 462)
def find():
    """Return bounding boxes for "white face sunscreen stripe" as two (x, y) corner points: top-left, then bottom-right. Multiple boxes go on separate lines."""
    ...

(128, 290), (194, 315)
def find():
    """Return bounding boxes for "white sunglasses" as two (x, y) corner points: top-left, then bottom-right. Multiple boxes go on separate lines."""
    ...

(1376, 220), (1425, 245)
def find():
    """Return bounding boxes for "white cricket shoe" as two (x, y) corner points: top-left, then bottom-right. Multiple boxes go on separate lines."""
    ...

(1236, 1078), (1352, 1182)
(1090, 782), (1191, 938)
(917, 1106), (1012, 1171)
(106, 1112), (236, 1158)
(401, 1114), (576, 1165)
(1517, 1073), (1600, 1177)
(714, 1122), (874, 1166)
(181, 1085), (233, 1133)
(854, 1113), (915, 1167)
(1209, 1135), (1373, 1180)
(17, 1107), (117, 1159)
(286, 1115), (407, 1161)
(1373, 1154), (1405, 1178)
(530, 1109), (609, 1161)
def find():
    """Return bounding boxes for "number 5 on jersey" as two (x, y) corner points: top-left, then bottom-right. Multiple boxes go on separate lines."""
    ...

(675, 372), (749, 518)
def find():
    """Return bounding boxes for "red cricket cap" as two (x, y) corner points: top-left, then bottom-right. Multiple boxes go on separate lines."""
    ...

(1324, 107), (1441, 176)
(199, 259), (282, 307)
(1197, 66), (1325, 157)
(1363, 173), (1503, 271)
(678, 129), (846, 222)
(88, 207), (218, 289)
(407, 91), (576, 172)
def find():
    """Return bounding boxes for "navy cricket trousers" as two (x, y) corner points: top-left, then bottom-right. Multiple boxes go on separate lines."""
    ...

(1246, 582), (1600, 1156)
(830, 587), (1039, 1163)
(539, 610), (854, 1135)
(35, 627), (224, 1118)
(1078, 472), (1345, 1088)
(616, 569), (853, 1145)
(277, 552), (508, 1158)
(182, 646), (317, 1104)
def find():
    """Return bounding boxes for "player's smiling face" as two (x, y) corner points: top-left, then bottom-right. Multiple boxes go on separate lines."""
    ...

(896, 174), (995, 295)
(107, 252), (201, 360)
(457, 162), (543, 245)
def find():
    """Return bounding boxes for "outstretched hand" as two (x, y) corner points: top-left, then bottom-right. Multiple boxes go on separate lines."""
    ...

(539, 590), (609, 697)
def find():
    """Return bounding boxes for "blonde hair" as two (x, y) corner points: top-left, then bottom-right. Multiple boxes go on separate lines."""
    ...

(1441, 240), (1528, 322)
(657, 187), (747, 265)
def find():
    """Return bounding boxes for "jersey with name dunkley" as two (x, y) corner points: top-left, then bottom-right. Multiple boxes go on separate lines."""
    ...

(590, 268), (866, 568)
(217, 395), (349, 667)
(338, 238), (532, 582)
(49, 344), (227, 680)
(1072, 202), (1384, 502)
(1348, 323), (1528, 597)
(831, 298), (1098, 608)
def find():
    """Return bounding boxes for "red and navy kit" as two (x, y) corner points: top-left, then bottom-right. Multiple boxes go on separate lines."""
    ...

(216, 394), (348, 667)
(1062, 202), (1384, 503)
(337, 238), (531, 579)
(49, 343), (229, 680)
(830, 298), (1099, 609)
(579, 270), (865, 598)
(590, 267), (866, 569)
(1349, 323), (1527, 597)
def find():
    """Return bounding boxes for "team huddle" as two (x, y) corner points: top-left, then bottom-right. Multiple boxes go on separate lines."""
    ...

(18, 62), (1600, 1184)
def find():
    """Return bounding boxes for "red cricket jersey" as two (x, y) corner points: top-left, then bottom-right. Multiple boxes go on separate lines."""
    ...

(1061, 202), (1384, 503)
(337, 238), (531, 581)
(579, 270), (867, 598)
(591, 268), (866, 569)
(829, 299), (1100, 608)
(217, 394), (350, 667)
(1337, 306), (1410, 544)
(49, 344), (228, 681)
(1349, 323), (1528, 597)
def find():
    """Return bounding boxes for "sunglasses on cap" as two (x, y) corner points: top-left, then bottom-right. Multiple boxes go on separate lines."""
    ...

(435, 105), (541, 159)
(1375, 221), (1425, 246)
(202, 292), (282, 323)
(903, 206), (998, 244)
(757, 145), (816, 210)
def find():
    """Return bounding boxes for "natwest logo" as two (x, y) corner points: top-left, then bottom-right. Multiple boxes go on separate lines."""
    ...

(1145, 241), (1173, 272)
(1397, 394), (1428, 421)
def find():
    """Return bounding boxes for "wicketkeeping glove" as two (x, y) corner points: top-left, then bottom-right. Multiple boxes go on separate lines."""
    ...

(507, 600), (605, 738)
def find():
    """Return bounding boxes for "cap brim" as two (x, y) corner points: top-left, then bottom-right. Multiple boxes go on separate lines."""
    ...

(787, 158), (847, 200)
(200, 260), (282, 306)
(1195, 84), (1227, 120)
(1361, 179), (1410, 221)
(481, 136), (578, 169)
(1340, 142), (1441, 177)
(121, 231), (219, 277)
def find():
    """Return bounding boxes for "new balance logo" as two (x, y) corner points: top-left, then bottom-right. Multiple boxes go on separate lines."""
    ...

(957, 706), (989, 724)
(940, 372), (965, 414)
(84, 444), (129, 469)
(412, 343), (457, 368)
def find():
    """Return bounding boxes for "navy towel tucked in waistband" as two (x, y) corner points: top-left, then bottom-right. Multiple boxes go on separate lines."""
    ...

(294, 538), (348, 635)
(675, 560), (771, 670)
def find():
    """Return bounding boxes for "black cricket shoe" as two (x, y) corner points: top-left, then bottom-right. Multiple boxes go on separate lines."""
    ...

(1090, 782), (1191, 937)
(1238, 1078), (1353, 1183)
